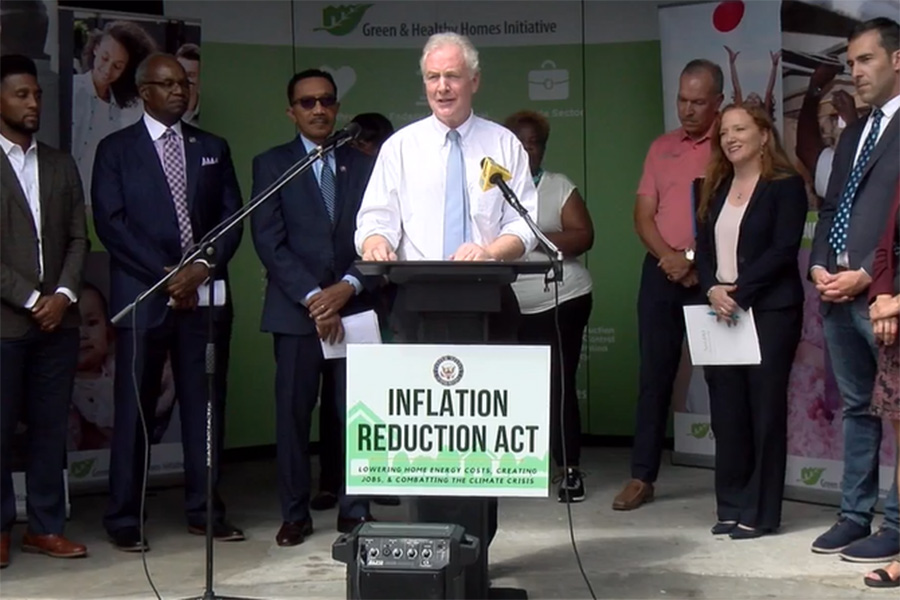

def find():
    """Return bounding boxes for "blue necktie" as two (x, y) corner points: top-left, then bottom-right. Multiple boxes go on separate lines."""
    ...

(443, 130), (468, 258)
(320, 152), (336, 222)
(828, 108), (883, 255)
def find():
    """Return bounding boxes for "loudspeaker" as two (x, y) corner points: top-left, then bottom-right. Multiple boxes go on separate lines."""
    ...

(332, 522), (479, 600)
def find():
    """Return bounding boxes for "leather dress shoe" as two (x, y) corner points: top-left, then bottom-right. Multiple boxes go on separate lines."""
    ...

(22, 533), (87, 558)
(109, 527), (149, 552)
(612, 479), (654, 511)
(276, 520), (314, 547)
(337, 515), (375, 534)
(188, 519), (245, 541)
(310, 491), (338, 511)
(1, 532), (10, 568)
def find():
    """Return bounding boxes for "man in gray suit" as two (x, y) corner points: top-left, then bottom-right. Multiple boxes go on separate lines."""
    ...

(0, 54), (88, 568)
(809, 18), (900, 562)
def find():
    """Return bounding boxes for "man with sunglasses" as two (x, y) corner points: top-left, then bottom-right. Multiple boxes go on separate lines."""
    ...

(92, 53), (245, 551)
(250, 69), (376, 547)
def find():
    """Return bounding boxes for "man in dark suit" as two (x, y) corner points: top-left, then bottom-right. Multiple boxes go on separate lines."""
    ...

(0, 54), (88, 568)
(809, 18), (900, 562)
(251, 69), (375, 547)
(91, 53), (244, 551)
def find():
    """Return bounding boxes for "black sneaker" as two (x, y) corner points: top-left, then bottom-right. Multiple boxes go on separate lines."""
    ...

(557, 468), (585, 503)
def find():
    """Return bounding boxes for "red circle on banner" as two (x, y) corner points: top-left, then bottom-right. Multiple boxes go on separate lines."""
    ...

(713, 1), (745, 33)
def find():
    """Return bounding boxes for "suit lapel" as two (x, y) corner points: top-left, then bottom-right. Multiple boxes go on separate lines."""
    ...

(0, 152), (34, 229)
(183, 125), (202, 212)
(835, 121), (865, 194)
(37, 143), (54, 232)
(331, 146), (349, 228)
(860, 112), (898, 181)
(133, 123), (172, 203)
(291, 138), (330, 226)
(740, 178), (769, 224)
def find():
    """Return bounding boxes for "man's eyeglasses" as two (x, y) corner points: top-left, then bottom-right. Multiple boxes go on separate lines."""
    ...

(144, 79), (190, 91)
(291, 95), (338, 110)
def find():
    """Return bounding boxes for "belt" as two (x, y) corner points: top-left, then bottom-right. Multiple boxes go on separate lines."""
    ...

(835, 266), (850, 272)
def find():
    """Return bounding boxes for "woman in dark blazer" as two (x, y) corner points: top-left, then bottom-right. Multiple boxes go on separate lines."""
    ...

(864, 184), (900, 588)
(695, 103), (807, 539)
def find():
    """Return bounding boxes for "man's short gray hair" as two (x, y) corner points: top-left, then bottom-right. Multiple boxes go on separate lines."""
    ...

(419, 32), (480, 78)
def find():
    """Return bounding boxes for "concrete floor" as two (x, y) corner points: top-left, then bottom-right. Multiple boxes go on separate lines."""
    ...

(0, 447), (893, 599)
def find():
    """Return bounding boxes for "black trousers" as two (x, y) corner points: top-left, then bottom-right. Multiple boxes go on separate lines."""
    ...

(705, 306), (801, 530)
(104, 311), (231, 533)
(317, 375), (343, 495)
(1, 327), (78, 534)
(632, 253), (703, 482)
(518, 293), (592, 467)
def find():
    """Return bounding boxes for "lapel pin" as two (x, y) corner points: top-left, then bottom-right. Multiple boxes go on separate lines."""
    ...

(339, 165), (347, 173)
(188, 136), (197, 143)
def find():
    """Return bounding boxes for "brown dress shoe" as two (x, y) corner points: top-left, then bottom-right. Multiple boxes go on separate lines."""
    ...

(1, 532), (10, 568)
(612, 479), (654, 511)
(276, 520), (313, 547)
(21, 533), (87, 558)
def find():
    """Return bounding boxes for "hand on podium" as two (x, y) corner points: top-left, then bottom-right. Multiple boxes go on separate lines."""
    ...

(450, 242), (493, 261)
(361, 235), (397, 261)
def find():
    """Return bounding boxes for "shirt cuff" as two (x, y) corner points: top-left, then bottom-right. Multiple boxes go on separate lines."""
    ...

(56, 287), (78, 304)
(342, 275), (363, 295)
(303, 287), (322, 307)
(24, 290), (41, 310)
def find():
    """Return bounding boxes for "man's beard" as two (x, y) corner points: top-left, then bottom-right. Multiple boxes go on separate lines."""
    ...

(0, 115), (40, 136)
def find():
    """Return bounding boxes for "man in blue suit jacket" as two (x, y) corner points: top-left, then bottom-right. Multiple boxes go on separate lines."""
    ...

(251, 69), (375, 547)
(809, 18), (900, 563)
(92, 54), (244, 551)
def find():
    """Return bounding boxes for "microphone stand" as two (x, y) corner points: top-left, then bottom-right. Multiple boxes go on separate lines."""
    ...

(110, 132), (357, 600)
(490, 175), (564, 286)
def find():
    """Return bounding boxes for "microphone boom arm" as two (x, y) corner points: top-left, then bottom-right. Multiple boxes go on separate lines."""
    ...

(110, 130), (357, 325)
(490, 174), (564, 285)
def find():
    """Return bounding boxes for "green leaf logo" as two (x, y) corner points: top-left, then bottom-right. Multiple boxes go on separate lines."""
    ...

(314, 4), (373, 36)
(689, 423), (710, 439)
(69, 458), (95, 479)
(800, 467), (825, 486)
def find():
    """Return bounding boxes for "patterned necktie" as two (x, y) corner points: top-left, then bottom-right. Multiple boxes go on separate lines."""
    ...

(443, 129), (468, 259)
(320, 151), (336, 222)
(828, 108), (884, 255)
(161, 128), (193, 251)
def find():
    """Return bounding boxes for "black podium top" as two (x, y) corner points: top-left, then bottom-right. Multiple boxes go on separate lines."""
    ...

(355, 260), (550, 284)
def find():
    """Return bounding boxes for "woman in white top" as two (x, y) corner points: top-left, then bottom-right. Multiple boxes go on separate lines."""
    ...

(505, 111), (594, 503)
(72, 20), (156, 205)
(695, 104), (807, 540)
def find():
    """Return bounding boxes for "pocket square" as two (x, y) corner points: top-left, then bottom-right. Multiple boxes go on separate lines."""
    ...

(201, 156), (219, 166)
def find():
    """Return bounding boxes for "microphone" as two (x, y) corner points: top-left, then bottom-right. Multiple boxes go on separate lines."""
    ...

(479, 156), (512, 192)
(318, 122), (362, 152)
(480, 156), (564, 283)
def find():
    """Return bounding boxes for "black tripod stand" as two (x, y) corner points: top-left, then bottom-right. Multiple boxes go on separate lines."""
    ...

(110, 123), (361, 600)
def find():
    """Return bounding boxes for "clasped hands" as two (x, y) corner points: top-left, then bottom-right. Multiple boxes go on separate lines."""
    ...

(811, 267), (870, 304)
(658, 251), (697, 287)
(31, 293), (71, 332)
(708, 284), (739, 325)
(307, 281), (355, 344)
(164, 263), (209, 310)
(870, 294), (900, 346)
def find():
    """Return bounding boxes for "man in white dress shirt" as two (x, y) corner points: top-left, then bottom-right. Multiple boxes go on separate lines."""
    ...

(355, 32), (537, 263)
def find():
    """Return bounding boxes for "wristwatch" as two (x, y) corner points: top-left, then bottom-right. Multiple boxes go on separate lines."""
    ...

(684, 248), (695, 263)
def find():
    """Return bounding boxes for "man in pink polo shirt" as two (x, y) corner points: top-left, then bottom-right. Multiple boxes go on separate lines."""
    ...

(613, 59), (724, 511)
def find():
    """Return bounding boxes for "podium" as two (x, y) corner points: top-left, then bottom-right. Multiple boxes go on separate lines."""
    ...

(355, 260), (550, 600)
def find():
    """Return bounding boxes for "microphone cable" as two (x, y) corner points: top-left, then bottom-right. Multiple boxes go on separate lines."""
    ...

(131, 303), (164, 600)
(551, 276), (597, 600)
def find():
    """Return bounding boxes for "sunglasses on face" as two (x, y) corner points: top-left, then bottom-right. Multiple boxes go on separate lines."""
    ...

(291, 95), (338, 110)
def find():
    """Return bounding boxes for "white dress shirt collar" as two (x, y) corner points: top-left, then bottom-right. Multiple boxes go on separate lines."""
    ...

(0, 132), (37, 156)
(429, 111), (476, 145)
(876, 93), (900, 122)
(143, 112), (183, 142)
